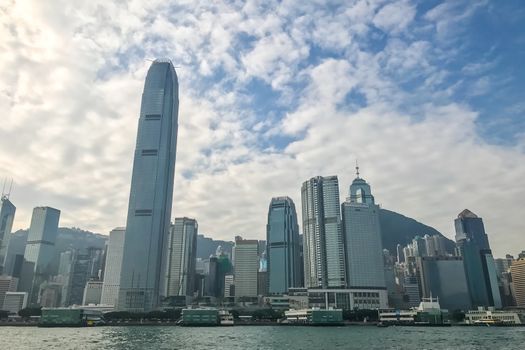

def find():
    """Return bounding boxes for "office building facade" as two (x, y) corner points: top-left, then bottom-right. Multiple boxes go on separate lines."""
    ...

(165, 218), (198, 298)
(266, 197), (301, 295)
(234, 237), (259, 300)
(510, 258), (525, 307)
(21, 206), (60, 306)
(455, 209), (502, 308)
(341, 174), (386, 291)
(301, 176), (345, 289)
(2, 291), (27, 314)
(119, 59), (179, 311)
(0, 195), (16, 274)
(416, 256), (471, 311)
(100, 228), (125, 307)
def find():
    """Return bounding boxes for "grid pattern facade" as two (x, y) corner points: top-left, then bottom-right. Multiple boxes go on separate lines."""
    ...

(165, 218), (197, 297)
(301, 176), (345, 289)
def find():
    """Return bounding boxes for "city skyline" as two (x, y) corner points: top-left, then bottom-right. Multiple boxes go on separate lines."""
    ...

(1, 1), (525, 256)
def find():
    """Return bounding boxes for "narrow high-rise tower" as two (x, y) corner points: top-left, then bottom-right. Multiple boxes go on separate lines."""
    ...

(266, 197), (301, 294)
(118, 59), (179, 311)
(165, 218), (198, 299)
(301, 176), (346, 289)
(455, 209), (501, 308)
(20, 206), (60, 306)
(0, 192), (16, 274)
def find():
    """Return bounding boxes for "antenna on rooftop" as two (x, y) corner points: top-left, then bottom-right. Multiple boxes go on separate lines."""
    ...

(355, 160), (360, 179)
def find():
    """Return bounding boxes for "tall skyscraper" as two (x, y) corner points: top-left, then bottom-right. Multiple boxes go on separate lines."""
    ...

(165, 218), (198, 298)
(341, 171), (386, 291)
(301, 176), (346, 289)
(0, 193), (16, 274)
(21, 206), (60, 306)
(455, 209), (502, 308)
(266, 197), (301, 295)
(100, 228), (125, 306)
(234, 237), (259, 300)
(118, 59), (179, 312)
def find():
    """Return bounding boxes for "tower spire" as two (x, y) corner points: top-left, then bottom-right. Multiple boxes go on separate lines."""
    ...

(355, 160), (360, 179)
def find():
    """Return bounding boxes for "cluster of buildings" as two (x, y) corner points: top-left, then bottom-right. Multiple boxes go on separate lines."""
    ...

(1, 59), (524, 320)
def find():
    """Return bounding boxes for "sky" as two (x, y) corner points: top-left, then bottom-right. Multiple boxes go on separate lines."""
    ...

(1, 0), (524, 257)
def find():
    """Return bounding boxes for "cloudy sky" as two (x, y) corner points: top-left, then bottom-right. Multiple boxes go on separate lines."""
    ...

(1, 0), (524, 256)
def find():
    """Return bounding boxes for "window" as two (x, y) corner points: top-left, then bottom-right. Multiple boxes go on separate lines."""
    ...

(135, 209), (152, 216)
(145, 114), (161, 120)
(142, 149), (158, 156)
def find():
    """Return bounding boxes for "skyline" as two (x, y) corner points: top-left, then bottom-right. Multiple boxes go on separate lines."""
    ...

(1, 1), (525, 256)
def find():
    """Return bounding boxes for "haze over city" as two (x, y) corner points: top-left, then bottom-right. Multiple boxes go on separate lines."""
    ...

(1, 0), (524, 257)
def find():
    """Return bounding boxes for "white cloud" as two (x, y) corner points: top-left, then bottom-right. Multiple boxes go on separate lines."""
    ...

(0, 0), (523, 257)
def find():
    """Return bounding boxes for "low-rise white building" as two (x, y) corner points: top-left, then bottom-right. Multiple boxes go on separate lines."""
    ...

(2, 292), (28, 314)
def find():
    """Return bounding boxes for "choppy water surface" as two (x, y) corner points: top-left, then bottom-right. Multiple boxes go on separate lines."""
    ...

(1, 325), (524, 349)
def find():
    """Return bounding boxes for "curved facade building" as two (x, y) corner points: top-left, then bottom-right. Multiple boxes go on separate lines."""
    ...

(266, 197), (301, 294)
(118, 59), (179, 311)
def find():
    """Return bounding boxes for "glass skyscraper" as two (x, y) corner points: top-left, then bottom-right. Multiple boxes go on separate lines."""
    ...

(21, 206), (60, 306)
(455, 209), (502, 308)
(301, 176), (346, 288)
(341, 174), (386, 290)
(0, 194), (16, 274)
(266, 197), (301, 294)
(165, 218), (198, 298)
(118, 59), (179, 311)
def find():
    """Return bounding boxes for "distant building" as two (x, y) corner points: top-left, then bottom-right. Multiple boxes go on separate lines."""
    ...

(234, 237), (259, 300)
(83, 280), (103, 305)
(224, 274), (234, 297)
(39, 281), (63, 307)
(0, 275), (18, 308)
(258, 271), (268, 296)
(510, 258), (525, 307)
(20, 206), (60, 306)
(2, 291), (27, 314)
(64, 251), (91, 306)
(0, 194), (16, 274)
(341, 171), (386, 292)
(165, 218), (198, 299)
(100, 228), (125, 307)
(266, 197), (301, 295)
(301, 176), (346, 288)
(118, 59), (179, 312)
(455, 209), (502, 308)
(416, 256), (471, 310)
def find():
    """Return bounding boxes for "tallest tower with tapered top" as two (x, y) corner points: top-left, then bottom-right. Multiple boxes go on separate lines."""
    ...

(118, 59), (179, 311)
